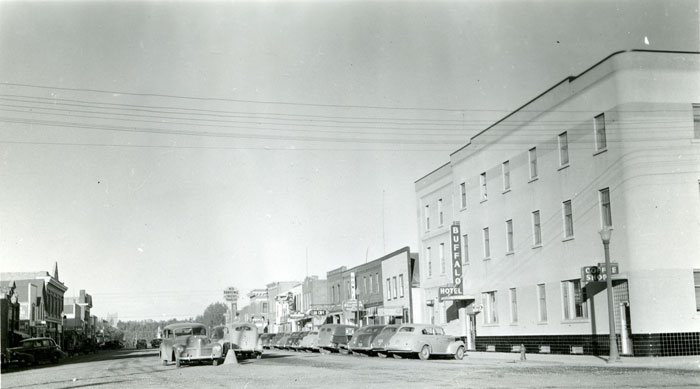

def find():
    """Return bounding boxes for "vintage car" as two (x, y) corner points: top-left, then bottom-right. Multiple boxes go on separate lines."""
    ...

(159, 323), (224, 367)
(288, 331), (309, 351)
(135, 339), (148, 349)
(317, 324), (357, 354)
(151, 338), (163, 348)
(268, 333), (285, 349)
(370, 324), (400, 358)
(298, 330), (320, 352)
(259, 333), (276, 349)
(5, 337), (66, 366)
(211, 323), (263, 360)
(347, 325), (385, 356)
(384, 324), (466, 360)
(274, 332), (292, 349)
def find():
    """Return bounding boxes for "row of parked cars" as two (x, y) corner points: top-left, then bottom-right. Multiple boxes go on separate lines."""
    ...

(262, 323), (466, 361)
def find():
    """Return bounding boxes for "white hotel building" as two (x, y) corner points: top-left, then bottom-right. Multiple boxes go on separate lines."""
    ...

(415, 50), (700, 356)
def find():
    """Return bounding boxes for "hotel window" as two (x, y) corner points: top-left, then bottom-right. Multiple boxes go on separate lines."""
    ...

(363, 276), (368, 295)
(399, 274), (405, 298)
(558, 131), (569, 166)
(505, 219), (514, 253)
(563, 200), (574, 238)
(439, 243), (446, 274)
(595, 113), (607, 151)
(369, 274), (373, 294)
(393, 276), (398, 299)
(600, 188), (612, 227)
(375, 272), (379, 292)
(694, 104), (700, 139)
(482, 291), (498, 324)
(561, 279), (588, 320)
(438, 198), (444, 226)
(483, 227), (490, 259)
(424, 204), (430, 230)
(537, 284), (547, 322)
(528, 147), (538, 180)
(426, 247), (432, 277)
(460, 182), (467, 208)
(386, 278), (392, 300)
(502, 161), (511, 191)
(694, 270), (700, 311)
(462, 234), (469, 265)
(509, 288), (518, 324)
(480, 172), (487, 200)
(532, 210), (542, 246)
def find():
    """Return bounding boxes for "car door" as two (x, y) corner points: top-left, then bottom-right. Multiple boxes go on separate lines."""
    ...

(432, 327), (450, 354)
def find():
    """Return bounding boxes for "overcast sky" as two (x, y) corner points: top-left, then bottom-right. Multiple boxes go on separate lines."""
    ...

(1, 1), (697, 321)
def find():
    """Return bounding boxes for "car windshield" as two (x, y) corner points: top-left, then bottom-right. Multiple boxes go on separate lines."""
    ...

(363, 327), (382, 334)
(234, 325), (252, 331)
(174, 327), (207, 336)
(399, 327), (415, 333)
(20, 340), (35, 347)
(381, 327), (398, 334)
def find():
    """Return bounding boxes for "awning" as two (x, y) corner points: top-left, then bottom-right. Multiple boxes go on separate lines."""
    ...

(440, 295), (476, 301)
(13, 330), (31, 339)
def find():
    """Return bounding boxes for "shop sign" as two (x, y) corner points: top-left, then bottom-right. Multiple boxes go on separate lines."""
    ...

(310, 309), (327, 316)
(378, 307), (403, 317)
(343, 299), (363, 312)
(581, 263), (619, 283)
(450, 223), (463, 295)
(438, 286), (461, 301)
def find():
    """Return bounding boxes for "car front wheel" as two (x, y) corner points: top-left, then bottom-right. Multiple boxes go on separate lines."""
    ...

(454, 346), (465, 360)
(418, 345), (430, 361)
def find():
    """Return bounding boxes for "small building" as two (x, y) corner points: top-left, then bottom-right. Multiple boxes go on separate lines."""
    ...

(0, 280), (21, 354)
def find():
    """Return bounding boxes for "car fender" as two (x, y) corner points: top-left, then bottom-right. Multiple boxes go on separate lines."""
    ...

(446, 340), (466, 354)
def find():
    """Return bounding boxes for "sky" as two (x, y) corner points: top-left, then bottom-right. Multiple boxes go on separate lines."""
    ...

(1, 1), (698, 321)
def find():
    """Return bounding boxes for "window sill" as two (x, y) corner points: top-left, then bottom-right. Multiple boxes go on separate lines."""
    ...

(483, 257), (491, 261)
(528, 177), (539, 184)
(561, 319), (589, 324)
(502, 188), (511, 194)
(480, 198), (488, 204)
(562, 236), (575, 242)
(481, 323), (500, 327)
(505, 251), (514, 256)
(593, 148), (608, 156)
(558, 164), (570, 171)
(531, 244), (543, 249)
(459, 206), (467, 212)
(537, 321), (548, 325)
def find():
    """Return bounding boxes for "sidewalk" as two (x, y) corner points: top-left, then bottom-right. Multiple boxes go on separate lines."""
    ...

(465, 351), (700, 371)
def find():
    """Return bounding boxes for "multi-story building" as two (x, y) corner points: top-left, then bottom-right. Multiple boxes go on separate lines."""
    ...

(379, 247), (420, 325)
(349, 255), (384, 326)
(245, 289), (269, 330)
(1, 263), (68, 344)
(0, 280), (20, 354)
(326, 266), (347, 324)
(294, 276), (329, 330)
(415, 50), (700, 356)
(266, 281), (299, 333)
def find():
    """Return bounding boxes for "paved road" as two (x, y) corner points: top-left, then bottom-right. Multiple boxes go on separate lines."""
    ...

(1, 349), (699, 388)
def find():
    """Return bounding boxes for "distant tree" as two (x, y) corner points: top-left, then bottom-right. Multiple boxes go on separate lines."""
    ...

(197, 302), (228, 328)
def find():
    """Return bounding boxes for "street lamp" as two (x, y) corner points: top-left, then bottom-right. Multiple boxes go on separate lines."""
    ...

(599, 226), (619, 363)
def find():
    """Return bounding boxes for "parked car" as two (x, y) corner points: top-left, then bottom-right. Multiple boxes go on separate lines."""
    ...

(259, 333), (276, 349)
(384, 324), (465, 360)
(370, 324), (400, 358)
(298, 330), (320, 352)
(151, 338), (163, 348)
(274, 333), (292, 349)
(347, 325), (386, 356)
(317, 324), (357, 354)
(269, 333), (285, 349)
(211, 323), (263, 360)
(159, 323), (224, 367)
(136, 339), (148, 349)
(287, 331), (308, 351)
(5, 337), (66, 366)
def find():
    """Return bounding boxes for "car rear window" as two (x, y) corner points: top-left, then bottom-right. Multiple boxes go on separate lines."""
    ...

(381, 327), (398, 334)
(399, 327), (415, 333)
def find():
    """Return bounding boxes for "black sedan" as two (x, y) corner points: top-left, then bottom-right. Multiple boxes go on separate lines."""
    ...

(6, 337), (66, 366)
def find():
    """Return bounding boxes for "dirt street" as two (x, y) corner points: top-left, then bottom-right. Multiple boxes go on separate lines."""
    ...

(1, 349), (699, 388)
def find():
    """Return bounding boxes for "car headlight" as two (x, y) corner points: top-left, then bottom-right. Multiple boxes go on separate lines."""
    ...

(176, 346), (184, 353)
(213, 344), (222, 352)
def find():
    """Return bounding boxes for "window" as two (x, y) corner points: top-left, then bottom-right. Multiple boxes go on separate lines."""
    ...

(694, 104), (700, 139)
(460, 182), (467, 208)
(439, 243), (446, 274)
(438, 199), (444, 226)
(483, 227), (490, 258)
(595, 113), (607, 151)
(399, 274), (405, 298)
(694, 270), (700, 312)
(505, 219), (514, 253)
(509, 288), (518, 324)
(392, 276), (398, 299)
(480, 172), (487, 200)
(502, 161), (511, 191)
(375, 272), (379, 292)
(561, 279), (588, 320)
(529, 147), (538, 179)
(563, 200), (574, 238)
(363, 276), (368, 295)
(482, 291), (498, 324)
(558, 132), (569, 166)
(537, 284), (547, 322)
(600, 188), (612, 227)
(532, 210), (542, 246)
(386, 278), (392, 300)
(262, 302), (268, 313)
(462, 234), (469, 265)
(426, 247), (432, 277)
(424, 205), (430, 230)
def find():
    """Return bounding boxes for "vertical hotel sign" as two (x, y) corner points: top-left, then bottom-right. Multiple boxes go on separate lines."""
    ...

(451, 222), (463, 295)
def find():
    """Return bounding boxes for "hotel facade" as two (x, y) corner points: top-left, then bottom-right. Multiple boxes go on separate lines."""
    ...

(415, 50), (700, 356)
